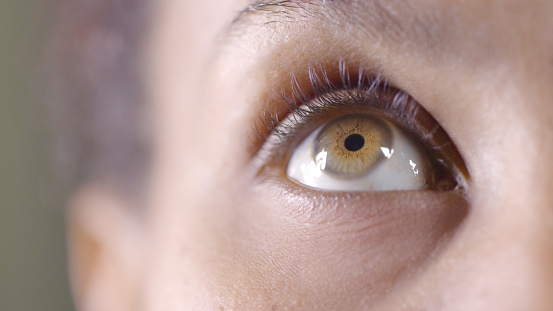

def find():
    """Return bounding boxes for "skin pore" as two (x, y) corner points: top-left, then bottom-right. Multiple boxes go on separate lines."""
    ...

(68, 0), (553, 310)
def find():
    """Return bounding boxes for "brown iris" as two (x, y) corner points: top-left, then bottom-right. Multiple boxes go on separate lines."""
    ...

(313, 114), (392, 178)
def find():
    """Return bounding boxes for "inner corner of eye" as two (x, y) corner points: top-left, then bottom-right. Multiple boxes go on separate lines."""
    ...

(284, 112), (458, 192)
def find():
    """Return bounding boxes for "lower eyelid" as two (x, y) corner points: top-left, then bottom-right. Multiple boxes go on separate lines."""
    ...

(254, 175), (469, 232)
(244, 176), (470, 302)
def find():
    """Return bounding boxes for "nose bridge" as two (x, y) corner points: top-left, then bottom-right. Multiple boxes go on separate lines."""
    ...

(458, 151), (553, 310)
(416, 193), (551, 311)
(505, 84), (553, 300)
(470, 200), (553, 310)
(523, 173), (553, 309)
(435, 107), (553, 309)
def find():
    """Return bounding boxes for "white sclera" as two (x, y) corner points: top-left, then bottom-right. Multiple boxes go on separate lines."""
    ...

(286, 121), (429, 191)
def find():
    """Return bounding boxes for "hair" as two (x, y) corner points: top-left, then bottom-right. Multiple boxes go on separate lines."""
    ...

(48, 0), (150, 194)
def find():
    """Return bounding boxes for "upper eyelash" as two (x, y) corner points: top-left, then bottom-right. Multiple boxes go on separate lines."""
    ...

(254, 60), (416, 151)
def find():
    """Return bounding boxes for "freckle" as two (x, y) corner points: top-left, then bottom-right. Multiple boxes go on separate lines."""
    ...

(272, 304), (278, 311)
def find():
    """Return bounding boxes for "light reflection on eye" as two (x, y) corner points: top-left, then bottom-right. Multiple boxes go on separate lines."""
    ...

(287, 113), (434, 191)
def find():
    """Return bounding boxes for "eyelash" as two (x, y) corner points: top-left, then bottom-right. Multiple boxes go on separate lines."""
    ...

(252, 60), (468, 186)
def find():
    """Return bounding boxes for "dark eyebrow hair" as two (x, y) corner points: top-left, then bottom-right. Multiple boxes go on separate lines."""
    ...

(229, 0), (440, 48)
(233, 0), (323, 24)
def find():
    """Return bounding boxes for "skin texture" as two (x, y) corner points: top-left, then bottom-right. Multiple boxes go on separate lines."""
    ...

(68, 0), (553, 310)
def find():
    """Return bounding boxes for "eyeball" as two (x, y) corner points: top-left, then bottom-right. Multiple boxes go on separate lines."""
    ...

(286, 113), (434, 191)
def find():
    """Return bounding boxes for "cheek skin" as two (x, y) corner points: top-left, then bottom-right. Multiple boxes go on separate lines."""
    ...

(201, 175), (468, 309)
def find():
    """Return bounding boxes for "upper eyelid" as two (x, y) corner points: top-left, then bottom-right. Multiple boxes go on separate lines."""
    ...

(252, 62), (393, 151)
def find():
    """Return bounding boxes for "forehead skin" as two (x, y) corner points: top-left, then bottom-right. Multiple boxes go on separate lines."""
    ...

(143, 0), (553, 309)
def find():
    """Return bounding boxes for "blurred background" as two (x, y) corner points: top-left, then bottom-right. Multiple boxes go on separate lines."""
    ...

(1, 0), (74, 310)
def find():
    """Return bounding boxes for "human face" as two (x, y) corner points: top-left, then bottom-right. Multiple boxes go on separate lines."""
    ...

(70, 0), (553, 310)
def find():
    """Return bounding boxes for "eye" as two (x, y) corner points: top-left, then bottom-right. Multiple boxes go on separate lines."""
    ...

(287, 113), (434, 191)
(254, 64), (468, 192)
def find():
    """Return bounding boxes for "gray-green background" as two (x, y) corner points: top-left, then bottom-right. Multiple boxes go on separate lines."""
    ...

(1, 0), (74, 310)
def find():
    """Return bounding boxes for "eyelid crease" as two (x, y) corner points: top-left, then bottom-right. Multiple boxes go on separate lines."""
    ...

(249, 60), (469, 187)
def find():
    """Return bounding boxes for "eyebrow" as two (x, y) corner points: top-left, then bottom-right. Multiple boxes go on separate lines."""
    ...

(229, 0), (441, 49)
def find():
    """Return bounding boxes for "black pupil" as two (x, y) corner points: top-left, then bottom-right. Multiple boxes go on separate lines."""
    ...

(344, 134), (365, 152)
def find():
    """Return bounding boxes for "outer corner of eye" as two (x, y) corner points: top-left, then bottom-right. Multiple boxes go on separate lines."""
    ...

(286, 113), (457, 192)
